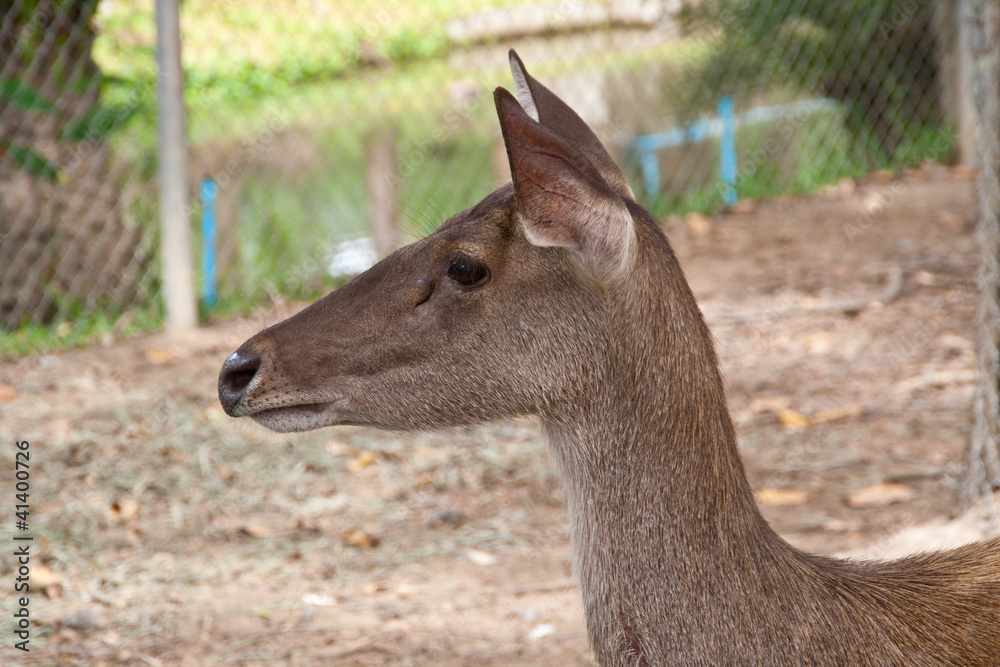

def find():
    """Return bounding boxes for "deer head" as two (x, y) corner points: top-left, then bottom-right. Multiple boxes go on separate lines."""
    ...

(217, 51), (706, 439)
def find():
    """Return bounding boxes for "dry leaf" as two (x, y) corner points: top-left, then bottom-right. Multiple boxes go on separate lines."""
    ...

(144, 347), (179, 365)
(756, 488), (812, 506)
(937, 211), (966, 231)
(362, 582), (385, 595)
(778, 409), (809, 429)
(395, 583), (419, 599)
(836, 176), (856, 196)
(32, 565), (63, 588)
(846, 482), (915, 508)
(866, 168), (895, 185)
(52, 418), (73, 440)
(0, 383), (17, 402)
(343, 529), (380, 549)
(860, 192), (886, 215)
(948, 164), (979, 179)
(238, 523), (270, 538)
(302, 593), (337, 606)
(466, 549), (498, 566)
(413, 472), (435, 489)
(746, 396), (792, 416)
(684, 212), (711, 238)
(160, 447), (189, 464)
(936, 333), (973, 352)
(729, 198), (757, 215)
(325, 440), (349, 456)
(413, 445), (444, 462)
(349, 451), (377, 472)
(805, 332), (832, 352)
(99, 630), (122, 647)
(809, 403), (864, 425)
(109, 498), (139, 523)
(821, 517), (864, 532)
(528, 624), (557, 640)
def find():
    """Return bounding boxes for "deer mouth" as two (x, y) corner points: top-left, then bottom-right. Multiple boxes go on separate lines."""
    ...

(246, 401), (343, 433)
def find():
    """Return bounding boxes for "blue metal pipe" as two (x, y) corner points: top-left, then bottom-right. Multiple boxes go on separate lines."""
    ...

(718, 96), (738, 206)
(200, 177), (218, 309)
(630, 98), (838, 200)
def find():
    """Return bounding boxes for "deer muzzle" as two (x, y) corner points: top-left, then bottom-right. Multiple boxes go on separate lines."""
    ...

(218, 349), (263, 416)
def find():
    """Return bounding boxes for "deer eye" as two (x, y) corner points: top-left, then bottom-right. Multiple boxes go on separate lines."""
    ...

(447, 256), (489, 286)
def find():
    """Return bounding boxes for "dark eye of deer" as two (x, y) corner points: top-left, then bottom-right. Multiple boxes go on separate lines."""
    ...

(447, 256), (489, 286)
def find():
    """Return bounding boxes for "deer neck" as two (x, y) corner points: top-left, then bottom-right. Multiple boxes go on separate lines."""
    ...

(543, 221), (787, 640)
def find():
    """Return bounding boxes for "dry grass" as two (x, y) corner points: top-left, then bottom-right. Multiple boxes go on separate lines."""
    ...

(2, 167), (997, 665)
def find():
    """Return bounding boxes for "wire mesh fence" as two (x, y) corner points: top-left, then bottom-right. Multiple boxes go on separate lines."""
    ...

(964, 0), (1000, 502)
(0, 0), (157, 333)
(1, 0), (998, 493)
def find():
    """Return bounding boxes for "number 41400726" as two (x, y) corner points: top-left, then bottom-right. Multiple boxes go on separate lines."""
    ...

(15, 440), (30, 509)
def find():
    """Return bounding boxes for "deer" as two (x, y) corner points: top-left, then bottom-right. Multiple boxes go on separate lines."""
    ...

(219, 51), (1000, 666)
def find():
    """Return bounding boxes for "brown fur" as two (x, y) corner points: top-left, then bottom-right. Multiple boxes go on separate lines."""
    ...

(220, 52), (1000, 665)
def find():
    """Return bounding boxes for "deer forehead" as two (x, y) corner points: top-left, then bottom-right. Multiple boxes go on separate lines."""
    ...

(423, 191), (523, 260)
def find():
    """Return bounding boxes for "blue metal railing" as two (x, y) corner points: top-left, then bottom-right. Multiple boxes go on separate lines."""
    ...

(200, 177), (218, 309)
(630, 97), (839, 202)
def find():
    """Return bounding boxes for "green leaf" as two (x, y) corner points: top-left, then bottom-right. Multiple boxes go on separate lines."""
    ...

(58, 103), (146, 142)
(0, 77), (55, 112)
(0, 140), (60, 182)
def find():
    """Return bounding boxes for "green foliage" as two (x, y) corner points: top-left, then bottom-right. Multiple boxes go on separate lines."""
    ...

(0, 140), (60, 182)
(92, 0), (485, 126)
(58, 102), (147, 141)
(0, 74), (141, 182)
(0, 77), (60, 181)
(685, 0), (943, 164)
(0, 305), (162, 359)
(0, 76), (55, 111)
(231, 119), (495, 308)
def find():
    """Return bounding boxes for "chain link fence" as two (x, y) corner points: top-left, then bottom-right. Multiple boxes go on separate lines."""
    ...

(1, 0), (998, 497)
(964, 0), (1000, 503)
(0, 0), (156, 333)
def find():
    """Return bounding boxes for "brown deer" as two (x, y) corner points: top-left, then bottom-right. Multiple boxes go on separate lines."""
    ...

(219, 51), (1000, 665)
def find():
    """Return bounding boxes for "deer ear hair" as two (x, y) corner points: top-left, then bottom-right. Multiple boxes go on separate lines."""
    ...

(508, 50), (540, 122)
(506, 49), (634, 200)
(494, 87), (634, 278)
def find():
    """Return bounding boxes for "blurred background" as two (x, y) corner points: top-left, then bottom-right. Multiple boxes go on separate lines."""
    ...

(0, 1), (991, 324)
(4, 0), (995, 496)
(2, 2), (999, 662)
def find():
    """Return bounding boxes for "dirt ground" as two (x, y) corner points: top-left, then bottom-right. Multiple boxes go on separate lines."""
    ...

(3, 164), (1000, 666)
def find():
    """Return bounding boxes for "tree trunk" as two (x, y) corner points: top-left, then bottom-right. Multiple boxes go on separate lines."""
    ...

(0, 0), (149, 329)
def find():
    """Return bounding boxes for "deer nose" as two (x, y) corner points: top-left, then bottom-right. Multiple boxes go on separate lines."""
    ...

(219, 350), (262, 415)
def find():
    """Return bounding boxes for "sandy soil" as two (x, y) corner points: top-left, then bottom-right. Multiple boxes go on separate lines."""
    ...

(2, 164), (998, 665)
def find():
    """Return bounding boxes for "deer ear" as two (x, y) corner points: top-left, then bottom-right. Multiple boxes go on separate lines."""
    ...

(507, 49), (634, 200)
(495, 87), (634, 278)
